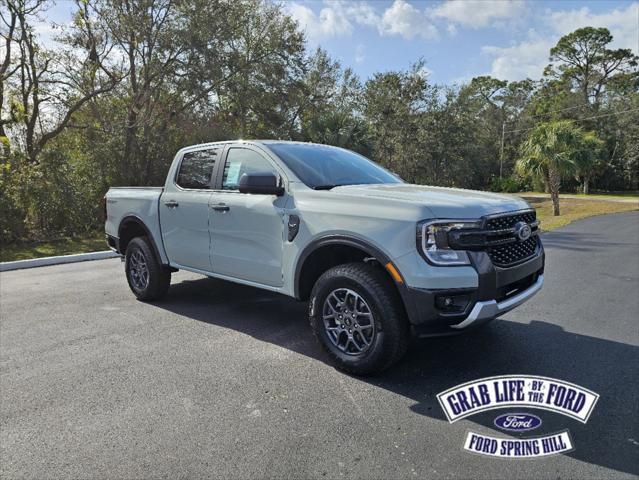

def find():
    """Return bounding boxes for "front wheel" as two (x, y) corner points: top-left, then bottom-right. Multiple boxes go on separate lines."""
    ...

(309, 262), (409, 375)
(125, 237), (171, 300)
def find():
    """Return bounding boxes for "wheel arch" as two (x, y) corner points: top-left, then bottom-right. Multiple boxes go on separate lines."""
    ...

(294, 235), (404, 301)
(118, 215), (165, 265)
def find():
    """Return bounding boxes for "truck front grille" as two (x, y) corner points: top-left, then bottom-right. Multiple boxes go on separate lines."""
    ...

(485, 210), (539, 267)
(445, 209), (541, 267)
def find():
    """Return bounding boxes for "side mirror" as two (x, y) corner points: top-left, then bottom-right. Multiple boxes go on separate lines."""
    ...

(238, 172), (284, 196)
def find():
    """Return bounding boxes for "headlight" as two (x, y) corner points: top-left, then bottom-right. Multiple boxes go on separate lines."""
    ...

(417, 220), (481, 266)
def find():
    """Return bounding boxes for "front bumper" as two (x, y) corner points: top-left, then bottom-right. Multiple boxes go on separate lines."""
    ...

(401, 242), (545, 337)
(449, 274), (543, 329)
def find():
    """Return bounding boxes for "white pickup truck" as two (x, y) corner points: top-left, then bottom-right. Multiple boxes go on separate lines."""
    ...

(105, 140), (544, 374)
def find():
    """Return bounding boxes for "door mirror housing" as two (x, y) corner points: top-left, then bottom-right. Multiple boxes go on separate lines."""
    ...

(238, 172), (284, 196)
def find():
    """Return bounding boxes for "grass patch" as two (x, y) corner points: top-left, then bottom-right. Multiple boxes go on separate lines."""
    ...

(0, 233), (107, 262)
(520, 191), (639, 201)
(568, 192), (639, 200)
(521, 196), (639, 231)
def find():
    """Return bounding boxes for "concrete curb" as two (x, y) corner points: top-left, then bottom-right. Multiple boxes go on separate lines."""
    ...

(0, 251), (120, 272)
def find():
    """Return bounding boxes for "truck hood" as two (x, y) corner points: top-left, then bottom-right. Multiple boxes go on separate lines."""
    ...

(330, 183), (531, 218)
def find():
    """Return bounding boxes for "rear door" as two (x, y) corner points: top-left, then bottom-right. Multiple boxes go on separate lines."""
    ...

(160, 147), (220, 271)
(208, 145), (287, 287)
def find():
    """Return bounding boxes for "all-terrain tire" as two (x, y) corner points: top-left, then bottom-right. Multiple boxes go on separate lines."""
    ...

(125, 236), (171, 301)
(309, 262), (409, 375)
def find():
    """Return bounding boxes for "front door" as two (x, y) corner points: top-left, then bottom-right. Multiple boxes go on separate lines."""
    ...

(209, 146), (286, 287)
(160, 147), (219, 271)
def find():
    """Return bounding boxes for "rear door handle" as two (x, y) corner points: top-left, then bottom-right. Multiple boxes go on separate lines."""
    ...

(164, 200), (179, 208)
(211, 203), (230, 212)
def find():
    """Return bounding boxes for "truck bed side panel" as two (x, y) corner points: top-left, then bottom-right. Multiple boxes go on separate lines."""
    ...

(105, 187), (169, 264)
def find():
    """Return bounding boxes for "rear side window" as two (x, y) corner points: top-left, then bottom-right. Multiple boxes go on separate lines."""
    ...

(222, 148), (277, 190)
(176, 149), (218, 189)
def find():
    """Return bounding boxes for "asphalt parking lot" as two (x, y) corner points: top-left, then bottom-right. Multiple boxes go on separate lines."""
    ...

(1, 212), (638, 479)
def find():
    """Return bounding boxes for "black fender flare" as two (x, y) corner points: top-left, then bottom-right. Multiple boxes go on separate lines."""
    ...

(294, 234), (423, 326)
(118, 215), (166, 265)
(294, 234), (398, 299)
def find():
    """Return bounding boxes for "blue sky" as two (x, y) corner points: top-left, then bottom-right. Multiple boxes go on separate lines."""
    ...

(42, 0), (639, 85)
(286, 0), (638, 84)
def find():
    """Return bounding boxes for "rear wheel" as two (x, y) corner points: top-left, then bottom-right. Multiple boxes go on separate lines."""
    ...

(309, 262), (409, 375)
(125, 237), (171, 300)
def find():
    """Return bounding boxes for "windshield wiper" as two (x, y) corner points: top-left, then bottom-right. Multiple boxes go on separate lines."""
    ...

(313, 183), (369, 190)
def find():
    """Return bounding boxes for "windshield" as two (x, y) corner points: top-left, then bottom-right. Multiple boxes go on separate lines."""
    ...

(267, 143), (402, 189)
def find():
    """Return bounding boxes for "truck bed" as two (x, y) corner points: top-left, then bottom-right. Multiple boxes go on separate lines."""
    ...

(105, 187), (166, 261)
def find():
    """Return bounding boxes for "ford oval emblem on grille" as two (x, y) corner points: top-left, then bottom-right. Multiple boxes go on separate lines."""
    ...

(514, 221), (532, 242)
(494, 413), (542, 432)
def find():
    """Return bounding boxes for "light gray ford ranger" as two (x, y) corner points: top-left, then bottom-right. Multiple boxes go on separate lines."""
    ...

(105, 140), (544, 374)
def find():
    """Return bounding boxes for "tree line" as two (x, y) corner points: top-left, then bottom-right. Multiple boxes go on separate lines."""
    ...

(1, 0), (637, 242)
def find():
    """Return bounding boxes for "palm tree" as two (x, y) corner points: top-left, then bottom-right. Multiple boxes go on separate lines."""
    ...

(303, 111), (372, 156)
(517, 120), (585, 216)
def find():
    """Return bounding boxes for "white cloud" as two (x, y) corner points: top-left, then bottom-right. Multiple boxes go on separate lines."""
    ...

(341, 1), (379, 28)
(432, 0), (526, 28)
(286, 3), (353, 43)
(446, 23), (458, 36)
(546, 3), (639, 53)
(482, 32), (553, 81)
(379, 0), (438, 40)
(287, 1), (438, 42)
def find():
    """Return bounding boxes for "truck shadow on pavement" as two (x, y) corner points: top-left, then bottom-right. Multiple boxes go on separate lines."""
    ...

(156, 276), (638, 477)
(540, 231), (634, 252)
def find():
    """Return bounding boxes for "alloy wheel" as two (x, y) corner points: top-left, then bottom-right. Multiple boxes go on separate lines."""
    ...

(322, 288), (375, 355)
(129, 250), (149, 290)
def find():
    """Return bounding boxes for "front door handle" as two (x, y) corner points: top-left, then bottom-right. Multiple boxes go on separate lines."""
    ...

(164, 200), (179, 208)
(211, 203), (230, 212)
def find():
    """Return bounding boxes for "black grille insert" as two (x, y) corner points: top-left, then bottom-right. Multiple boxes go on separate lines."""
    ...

(487, 236), (539, 267)
(484, 210), (539, 267)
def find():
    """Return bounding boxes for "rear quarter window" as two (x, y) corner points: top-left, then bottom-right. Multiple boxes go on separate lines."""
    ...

(176, 149), (218, 189)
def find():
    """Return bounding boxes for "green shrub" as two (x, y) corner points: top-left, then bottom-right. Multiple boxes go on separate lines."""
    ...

(489, 175), (529, 193)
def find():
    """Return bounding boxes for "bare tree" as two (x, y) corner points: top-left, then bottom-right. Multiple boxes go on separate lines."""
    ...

(0, 0), (35, 150)
(2, 0), (120, 163)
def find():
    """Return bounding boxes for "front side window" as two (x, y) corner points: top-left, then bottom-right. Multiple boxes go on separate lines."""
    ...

(176, 149), (218, 189)
(222, 148), (277, 190)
